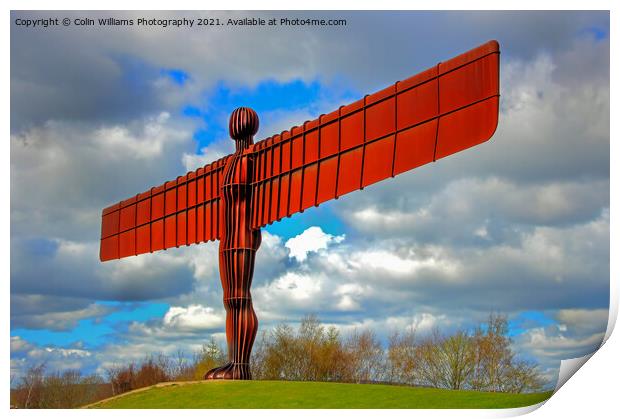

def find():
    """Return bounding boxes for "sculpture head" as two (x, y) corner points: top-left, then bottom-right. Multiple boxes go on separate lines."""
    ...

(229, 107), (259, 150)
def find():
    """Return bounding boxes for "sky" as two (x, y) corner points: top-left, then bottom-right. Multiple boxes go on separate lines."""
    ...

(10, 11), (610, 387)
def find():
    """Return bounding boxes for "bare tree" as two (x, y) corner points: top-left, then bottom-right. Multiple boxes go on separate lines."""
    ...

(171, 349), (194, 381)
(250, 330), (269, 379)
(192, 338), (226, 380)
(470, 314), (515, 391)
(262, 323), (297, 380)
(346, 329), (385, 383)
(441, 331), (475, 390)
(255, 316), (352, 382)
(387, 330), (417, 384)
(503, 360), (544, 393)
(104, 365), (121, 396)
(20, 362), (46, 408)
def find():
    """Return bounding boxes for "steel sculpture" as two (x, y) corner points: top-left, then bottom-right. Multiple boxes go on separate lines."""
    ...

(99, 40), (501, 380)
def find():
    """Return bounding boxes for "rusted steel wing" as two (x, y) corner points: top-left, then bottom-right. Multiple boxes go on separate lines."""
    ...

(249, 40), (500, 229)
(99, 157), (227, 261)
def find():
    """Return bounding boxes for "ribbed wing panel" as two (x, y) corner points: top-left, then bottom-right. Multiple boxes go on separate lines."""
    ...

(100, 156), (228, 261)
(250, 40), (500, 229)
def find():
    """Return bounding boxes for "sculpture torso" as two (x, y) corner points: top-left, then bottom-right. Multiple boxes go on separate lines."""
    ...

(220, 150), (261, 251)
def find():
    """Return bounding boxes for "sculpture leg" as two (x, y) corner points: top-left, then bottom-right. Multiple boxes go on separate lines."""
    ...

(205, 248), (258, 380)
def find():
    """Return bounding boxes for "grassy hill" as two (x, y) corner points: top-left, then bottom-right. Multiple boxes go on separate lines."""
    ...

(86, 380), (553, 409)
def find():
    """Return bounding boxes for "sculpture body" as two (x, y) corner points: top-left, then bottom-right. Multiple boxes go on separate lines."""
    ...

(99, 41), (501, 380)
(206, 108), (261, 379)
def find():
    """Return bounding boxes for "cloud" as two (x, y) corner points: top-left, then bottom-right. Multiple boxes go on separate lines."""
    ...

(11, 238), (200, 302)
(555, 309), (610, 336)
(11, 336), (94, 379)
(11, 300), (117, 332)
(523, 328), (604, 359)
(345, 177), (609, 249)
(162, 305), (225, 332)
(284, 226), (345, 262)
(182, 144), (232, 172)
(255, 271), (324, 313)
(92, 112), (181, 159)
(10, 112), (197, 242)
(253, 209), (608, 321)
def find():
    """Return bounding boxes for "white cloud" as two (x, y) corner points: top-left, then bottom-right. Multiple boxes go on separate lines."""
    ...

(256, 271), (323, 303)
(346, 178), (609, 242)
(11, 336), (33, 354)
(11, 112), (197, 242)
(11, 336), (95, 378)
(349, 249), (456, 277)
(182, 142), (232, 172)
(162, 304), (225, 332)
(92, 112), (185, 160)
(285, 226), (345, 262)
(335, 283), (365, 311)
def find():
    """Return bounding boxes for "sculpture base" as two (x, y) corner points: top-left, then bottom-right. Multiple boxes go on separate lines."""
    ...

(204, 362), (252, 380)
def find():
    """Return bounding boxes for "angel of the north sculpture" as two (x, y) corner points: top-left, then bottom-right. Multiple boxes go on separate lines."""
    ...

(100, 40), (500, 380)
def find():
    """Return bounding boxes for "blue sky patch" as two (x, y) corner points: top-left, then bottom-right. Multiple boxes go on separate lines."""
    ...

(182, 105), (202, 117)
(13, 319), (116, 348)
(508, 311), (557, 337)
(162, 68), (189, 85)
(12, 302), (170, 348)
(265, 201), (346, 240)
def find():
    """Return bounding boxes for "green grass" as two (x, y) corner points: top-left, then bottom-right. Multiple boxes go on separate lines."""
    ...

(87, 380), (553, 409)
